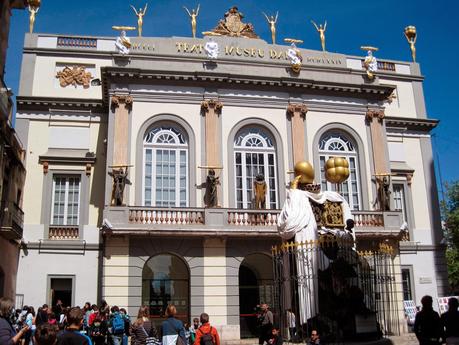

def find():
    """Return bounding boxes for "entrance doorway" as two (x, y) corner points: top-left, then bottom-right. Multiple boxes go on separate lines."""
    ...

(239, 254), (274, 338)
(49, 277), (73, 308)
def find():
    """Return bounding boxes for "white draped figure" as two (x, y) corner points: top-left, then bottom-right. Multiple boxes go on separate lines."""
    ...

(115, 31), (131, 54)
(204, 39), (219, 59)
(277, 188), (353, 324)
(287, 42), (302, 66)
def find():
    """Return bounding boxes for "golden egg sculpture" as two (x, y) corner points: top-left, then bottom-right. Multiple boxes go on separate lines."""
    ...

(294, 161), (314, 184)
(325, 157), (350, 184)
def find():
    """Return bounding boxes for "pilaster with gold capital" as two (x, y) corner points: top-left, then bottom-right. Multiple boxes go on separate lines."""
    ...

(287, 103), (308, 164)
(111, 94), (133, 167)
(201, 99), (223, 167)
(365, 108), (385, 123)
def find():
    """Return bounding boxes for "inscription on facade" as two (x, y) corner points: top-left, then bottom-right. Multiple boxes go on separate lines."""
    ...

(174, 41), (342, 65)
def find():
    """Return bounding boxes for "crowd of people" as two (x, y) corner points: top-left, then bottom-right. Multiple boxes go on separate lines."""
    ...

(0, 299), (222, 345)
(414, 295), (459, 345)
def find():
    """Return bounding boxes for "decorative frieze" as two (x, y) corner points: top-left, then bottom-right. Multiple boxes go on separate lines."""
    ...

(56, 66), (93, 88)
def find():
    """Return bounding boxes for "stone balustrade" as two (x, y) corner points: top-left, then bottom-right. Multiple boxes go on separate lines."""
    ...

(48, 226), (79, 240)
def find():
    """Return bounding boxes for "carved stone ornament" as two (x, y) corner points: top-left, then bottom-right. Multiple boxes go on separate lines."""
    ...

(287, 103), (308, 118)
(56, 66), (93, 88)
(201, 99), (223, 113)
(207, 6), (259, 38)
(111, 95), (133, 109)
(366, 109), (385, 122)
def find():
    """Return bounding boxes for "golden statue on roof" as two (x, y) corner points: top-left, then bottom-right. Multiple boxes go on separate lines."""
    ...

(207, 6), (259, 38)
(184, 4), (200, 38)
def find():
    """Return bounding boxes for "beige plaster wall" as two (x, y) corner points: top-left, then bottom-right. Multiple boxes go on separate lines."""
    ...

(380, 79), (417, 118)
(31, 56), (112, 98)
(402, 137), (432, 244)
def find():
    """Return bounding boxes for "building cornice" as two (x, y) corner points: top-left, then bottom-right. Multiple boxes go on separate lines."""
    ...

(16, 96), (106, 112)
(385, 116), (439, 132)
(101, 67), (395, 105)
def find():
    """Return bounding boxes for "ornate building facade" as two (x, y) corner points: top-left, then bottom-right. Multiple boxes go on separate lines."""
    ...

(0, 0), (27, 299)
(15, 10), (446, 339)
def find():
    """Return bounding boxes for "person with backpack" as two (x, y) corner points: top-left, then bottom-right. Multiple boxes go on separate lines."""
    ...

(108, 306), (126, 345)
(89, 313), (107, 345)
(161, 305), (186, 345)
(194, 313), (219, 345)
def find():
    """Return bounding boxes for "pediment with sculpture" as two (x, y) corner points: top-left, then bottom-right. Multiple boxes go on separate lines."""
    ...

(205, 6), (259, 38)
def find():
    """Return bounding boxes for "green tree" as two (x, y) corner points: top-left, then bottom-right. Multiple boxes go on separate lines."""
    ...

(442, 181), (459, 292)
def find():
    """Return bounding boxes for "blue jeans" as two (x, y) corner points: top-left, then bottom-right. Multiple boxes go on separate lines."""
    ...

(111, 334), (123, 345)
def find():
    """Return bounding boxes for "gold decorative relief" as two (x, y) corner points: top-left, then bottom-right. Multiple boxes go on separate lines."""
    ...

(56, 66), (93, 88)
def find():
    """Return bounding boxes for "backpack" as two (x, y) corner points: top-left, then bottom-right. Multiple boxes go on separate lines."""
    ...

(112, 314), (125, 334)
(199, 327), (214, 345)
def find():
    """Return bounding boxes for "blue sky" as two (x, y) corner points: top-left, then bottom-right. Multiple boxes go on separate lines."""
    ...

(5, 0), (459, 192)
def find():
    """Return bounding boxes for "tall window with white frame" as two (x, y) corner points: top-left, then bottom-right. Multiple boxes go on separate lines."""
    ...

(143, 125), (188, 207)
(393, 183), (408, 224)
(318, 131), (362, 210)
(51, 176), (81, 226)
(234, 127), (278, 209)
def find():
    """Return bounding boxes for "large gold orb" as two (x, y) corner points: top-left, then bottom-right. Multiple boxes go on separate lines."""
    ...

(29, 0), (41, 7)
(325, 157), (350, 184)
(404, 26), (416, 40)
(294, 161), (314, 184)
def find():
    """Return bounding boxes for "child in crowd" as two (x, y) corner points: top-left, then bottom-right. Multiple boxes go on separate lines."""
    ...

(268, 326), (283, 345)
(189, 318), (199, 345)
(184, 322), (191, 345)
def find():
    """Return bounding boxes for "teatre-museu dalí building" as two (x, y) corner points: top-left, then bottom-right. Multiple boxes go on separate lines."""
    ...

(15, 8), (446, 339)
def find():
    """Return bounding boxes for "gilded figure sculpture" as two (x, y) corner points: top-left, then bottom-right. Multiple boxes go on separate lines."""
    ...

(184, 4), (200, 38)
(111, 167), (128, 206)
(130, 3), (148, 37)
(28, 0), (41, 34)
(204, 169), (220, 207)
(311, 20), (327, 52)
(253, 174), (267, 209)
(404, 26), (417, 62)
(262, 11), (278, 44)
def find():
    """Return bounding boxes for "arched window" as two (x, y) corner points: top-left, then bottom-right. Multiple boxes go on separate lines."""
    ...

(234, 128), (278, 209)
(142, 254), (189, 325)
(143, 125), (188, 207)
(318, 132), (361, 210)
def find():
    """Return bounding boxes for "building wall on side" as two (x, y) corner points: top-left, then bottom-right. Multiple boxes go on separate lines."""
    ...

(0, 237), (20, 299)
(16, 247), (99, 307)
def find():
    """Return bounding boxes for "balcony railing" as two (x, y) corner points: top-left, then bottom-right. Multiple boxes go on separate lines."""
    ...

(57, 36), (97, 49)
(0, 202), (24, 240)
(48, 225), (79, 240)
(104, 206), (402, 236)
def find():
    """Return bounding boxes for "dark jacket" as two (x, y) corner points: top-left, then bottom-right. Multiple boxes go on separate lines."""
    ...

(131, 320), (157, 345)
(414, 309), (442, 344)
(0, 317), (16, 345)
(161, 317), (185, 345)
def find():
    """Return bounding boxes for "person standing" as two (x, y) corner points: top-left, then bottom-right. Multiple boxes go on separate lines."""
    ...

(268, 327), (282, 345)
(108, 306), (125, 345)
(189, 318), (199, 345)
(286, 309), (296, 341)
(130, 306), (157, 345)
(258, 304), (273, 345)
(441, 297), (459, 345)
(194, 313), (219, 345)
(161, 305), (185, 345)
(56, 307), (92, 345)
(35, 323), (59, 345)
(308, 330), (320, 345)
(36, 305), (49, 327)
(0, 297), (30, 345)
(414, 295), (442, 345)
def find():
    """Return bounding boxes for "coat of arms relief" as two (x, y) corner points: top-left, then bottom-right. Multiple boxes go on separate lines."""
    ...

(208, 6), (259, 38)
